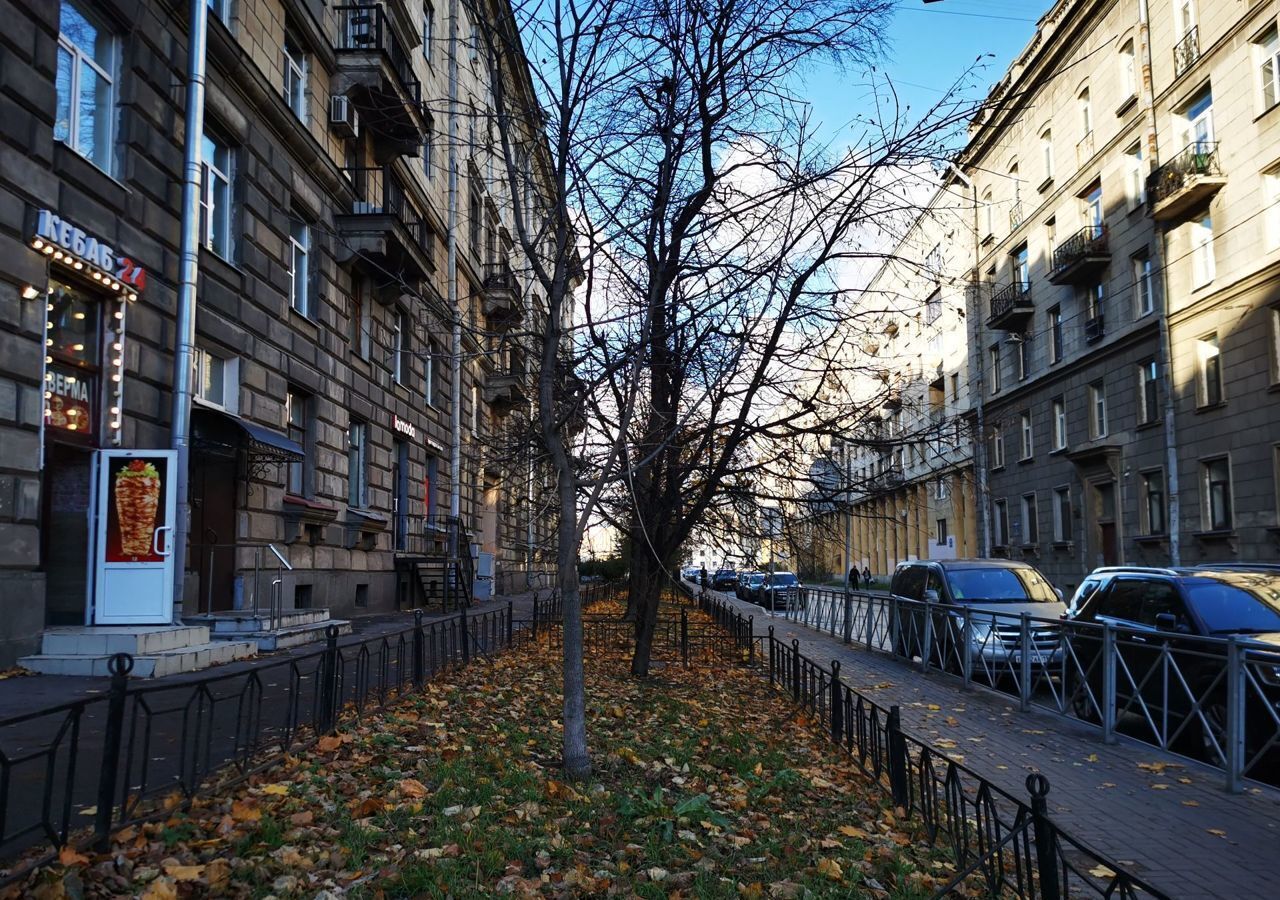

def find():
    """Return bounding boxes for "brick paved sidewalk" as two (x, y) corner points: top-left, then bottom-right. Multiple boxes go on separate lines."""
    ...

(712, 588), (1280, 899)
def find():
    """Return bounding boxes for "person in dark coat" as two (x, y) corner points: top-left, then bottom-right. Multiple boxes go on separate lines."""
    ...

(862, 565), (873, 588)
(848, 567), (860, 591)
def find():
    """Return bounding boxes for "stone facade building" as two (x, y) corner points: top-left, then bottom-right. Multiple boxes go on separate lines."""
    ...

(0, 0), (558, 665)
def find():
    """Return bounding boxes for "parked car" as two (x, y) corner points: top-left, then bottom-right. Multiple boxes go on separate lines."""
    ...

(740, 572), (767, 603)
(759, 571), (802, 611)
(1067, 567), (1156, 616)
(1066, 566), (1280, 767)
(711, 569), (738, 590)
(889, 559), (1066, 676)
(681, 567), (701, 582)
(734, 571), (760, 597)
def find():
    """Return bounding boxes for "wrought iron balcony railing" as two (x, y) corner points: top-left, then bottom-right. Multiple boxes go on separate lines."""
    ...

(336, 4), (423, 106)
(1146, 141), (1224, 220)
(1084, 314), (1105, 344)
(987, 281), (1033, 330)
(341, 164), (432, 261)
(1049, 225), (1109, 284)
(1174, 26), (1199, 77)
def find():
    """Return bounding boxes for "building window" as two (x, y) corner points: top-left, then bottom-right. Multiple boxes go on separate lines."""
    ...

(469, 187), (483, 261)
(1125, 142), (1144, 210)
(193, 347), (237, 411)
(393, 308), (408, 384)
(1141, 470), (1166, 535)
(1196, 333), (1223, 406)
(286, 389), (309, 497)
(993, 499), (1009, 548)
(1192, 213), (1215, 287)
(422, 129), (433, 180)
(1020, 411), (1033, 460)
(56, 1), (117, 172)
(1138, 359), (1160, 425)
(208, 0), (229, 21)
(288, 217), (311, 317)
(925, 289), (941, 325)
(1258, 26), (1279, 110)
(991, 424), (1005, 469)
(950, 373), (960, 401)
(425, 455), (438, 520)
(1052, 397), (1067, 450)
(425, 338), (440, 406)
(1088, 381), (1107, 438)
(1265, 167), (1280, 252)
(348, 419), (369, 508)
(1021, 494), (1038, 545)
(1133, 254), (1155, 316)
(982, 188), (994, 238)
(201, 131), (233, 259)
(350, 276), (371, 358)
(1083, 183), (1104, 229)
(1084, 283), (1104, 323)
(1017, 335), (1030, 381)
(935, 475), (949, 501)
(1041, 128), (1054, 183)
(1182, 87), (1214, 150)
(283, 32), (307, 121)
(936, 518), (948, 546)
(1270, 306), (1280, 384)
(1049, 306), (1063, 363)
(423, 2), (434, 62)
(989, 344), (1001, 394)
(470, 382), (479, 435)
(1053, 487), (1072, 542)
(1078, 86), (1092, 137)
(1120, 39), (1137, 100)
(1202, 456), (1233, 531)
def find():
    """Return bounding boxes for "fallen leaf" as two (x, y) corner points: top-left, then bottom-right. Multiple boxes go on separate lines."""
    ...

(816, 858), (843, 881)
(58, 846), (89, 867)
(350, 796), (385, 818)
(1085, 754), (1098, 763)
(1182, 800), (1199, 807)
(140, 878), (177, 900)
(398, 778), (428, 799)
(1088, 865), (1116, 878)
(1208, 828), (1227, 837)
(317, 734), (344, 753)
(230, 800), (261, 823)
(838, 825), (868, 840)
(162, 863), (205, 882)
(261, 783), (290, 796)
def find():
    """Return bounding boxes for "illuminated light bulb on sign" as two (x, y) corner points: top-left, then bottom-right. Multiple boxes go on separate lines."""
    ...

(32, 239), (43, 250)
(114, 311), (123, 320)
(42, 245), (54, 255)
(73, 261), (83, 270)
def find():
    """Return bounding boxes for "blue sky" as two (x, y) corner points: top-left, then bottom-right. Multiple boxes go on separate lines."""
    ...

(801, 0), (1044, 146)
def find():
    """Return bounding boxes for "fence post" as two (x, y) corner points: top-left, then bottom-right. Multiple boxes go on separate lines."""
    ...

(1019, 612), (1032, 712)
(506, 600), (513, 648)
(961, 606), (973, 690)
(791, 639), (801, 703)
(769, 626), (776, 684)
(93, 652), (133, 851)
(920, 602), (933, 673)
(319, 624), (340, 734)
(532, 596), (540, 638)
(887, 704), (909, 810)
(681, 608), (689, 667)
(1225, 637), (1245, 792)
(460, 605), (470, 664)
(412, 609), (425, 686)
(843, 592), (853, 644)
(1027, 774), (1061, 900)
(1101, 623), (1117, 744)
(748, 615), (755, 666)
(865, 594), (875, 650)
(830, 660), (843, 745)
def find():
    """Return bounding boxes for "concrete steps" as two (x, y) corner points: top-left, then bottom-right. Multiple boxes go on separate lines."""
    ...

(184, 608), (351, 651)
(19, 625), (257, 678)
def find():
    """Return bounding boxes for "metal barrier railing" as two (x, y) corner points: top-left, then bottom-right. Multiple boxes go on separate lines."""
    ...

(723, 582), (1280, 791)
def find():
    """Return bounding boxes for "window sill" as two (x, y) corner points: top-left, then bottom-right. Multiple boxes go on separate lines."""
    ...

(1049, 446), (1068, 456)
(981, 233), (996, 247)
(1253, 101), (1280, 124)
(1136, 419), (1162, 432)
(288, 308), (320, 336)
(1018, 455), (1035, 465)
(1195, 401), (1227, 414)
(991, 465), (1006, 473)
(1019, 542), (1040, 552)
(1133, 533), (1168, 544)
(1269, 382), (1280, 394)
(1193, 529), (1235, 543)
(1127, 201), (1146, 217)
(1051, 541), (1073, 551)
(52, 142), (128, 209)
(1036, 177), (1054, 194)
(1115, 95), (1138, 117)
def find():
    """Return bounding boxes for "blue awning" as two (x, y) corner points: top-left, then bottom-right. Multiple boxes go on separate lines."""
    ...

(193, 406), (303, 462)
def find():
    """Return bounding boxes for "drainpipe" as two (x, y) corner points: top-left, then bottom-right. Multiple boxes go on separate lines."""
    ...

(169, 0), (209, 620)
(947, 163), (990, 556)
(1140, 0), (1180, 563)
(447, 0), (462, 557)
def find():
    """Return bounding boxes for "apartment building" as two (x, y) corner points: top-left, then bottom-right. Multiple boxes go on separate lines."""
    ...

(0, 0), (558, 665)
(813, 184), (979, 579)
(959, 0), (1280, 593)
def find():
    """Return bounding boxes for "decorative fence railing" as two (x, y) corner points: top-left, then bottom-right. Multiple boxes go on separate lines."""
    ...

(687, 585), (1171, 900)
(0, 604), (515, 884)
(723, 582), (1280, 792)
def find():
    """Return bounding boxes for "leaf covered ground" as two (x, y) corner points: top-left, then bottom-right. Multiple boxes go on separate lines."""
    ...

(14, 606), (965, 898)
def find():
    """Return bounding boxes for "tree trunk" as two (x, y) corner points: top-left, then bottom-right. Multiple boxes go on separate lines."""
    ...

(559, 478), (590, 780)
(629, 553), (666, 676)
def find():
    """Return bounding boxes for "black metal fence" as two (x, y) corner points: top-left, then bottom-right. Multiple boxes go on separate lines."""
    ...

(0, 604), (514, 884)
(688, 587), (1170, 900)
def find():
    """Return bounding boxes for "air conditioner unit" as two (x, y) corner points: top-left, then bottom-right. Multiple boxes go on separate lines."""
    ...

(330, 95), (360, 139)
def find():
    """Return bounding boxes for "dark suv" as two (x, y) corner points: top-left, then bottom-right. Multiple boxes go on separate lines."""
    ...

(1067, 566), (1280, 769)
(759, 571), (802, 611)
(711, 569), (738, 590)
(890, 559), (1066, 675)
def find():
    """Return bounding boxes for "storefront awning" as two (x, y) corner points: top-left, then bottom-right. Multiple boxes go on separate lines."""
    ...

(191, 407), (303, 472)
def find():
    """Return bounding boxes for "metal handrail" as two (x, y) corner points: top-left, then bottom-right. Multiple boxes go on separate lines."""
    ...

(341, 165), (432, 257)
(1174, 25), (1199, 76)
(1050, 224), (1108, 274)
(334, 4), (423, 105)
(989, 281), (1031, 320)
(1146, 141), (1222, 209)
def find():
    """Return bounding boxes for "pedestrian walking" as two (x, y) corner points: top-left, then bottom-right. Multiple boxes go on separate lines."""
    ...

(862, 565), (872, 589)
(848, 566), (860, 591)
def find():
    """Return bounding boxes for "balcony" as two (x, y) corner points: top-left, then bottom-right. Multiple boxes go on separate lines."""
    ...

(987, 281), (1033, 331)
(1146, 142), (1226, 222)
(335, 165), (434, 281)
(482, 260), (523, 328)
(1173, 26), (1199, 77)
(882, 389), (902, 411)
(334, 4), (431, 158)
(485, 354), (529, 414)
(869, 465), (904, 493)
(1076, 130), (1094, 167)
(1084, 314), (1105, 344)
(1048, 225), (1109, 285)
(1008, 202), (1024, 231)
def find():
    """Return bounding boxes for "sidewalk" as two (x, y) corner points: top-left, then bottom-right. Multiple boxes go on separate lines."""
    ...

(713, 587), (1280, 899)
(0, 591), (543, 719)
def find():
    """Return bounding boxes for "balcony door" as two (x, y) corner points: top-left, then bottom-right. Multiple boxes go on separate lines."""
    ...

(1182, 90), (1214, 152)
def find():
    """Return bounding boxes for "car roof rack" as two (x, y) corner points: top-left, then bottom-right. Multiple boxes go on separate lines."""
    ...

(1088, 566), (1182, 577)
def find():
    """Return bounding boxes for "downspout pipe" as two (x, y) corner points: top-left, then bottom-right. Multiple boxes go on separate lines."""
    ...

(447, 0), (462, 556)
(169, 0), (209, 619)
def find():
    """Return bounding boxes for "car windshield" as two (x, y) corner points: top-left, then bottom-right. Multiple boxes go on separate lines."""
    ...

(1185, 574), (1280, 634)
(770, 573), (798, 586)
(945, 567), (1058, 603)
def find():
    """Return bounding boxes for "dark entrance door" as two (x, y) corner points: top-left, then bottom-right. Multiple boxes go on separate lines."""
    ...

(189, 449), (237, 612)
(1095, 481), (1118, 567)
(393, 439), (409, 551)
(42, 442), (94, 625)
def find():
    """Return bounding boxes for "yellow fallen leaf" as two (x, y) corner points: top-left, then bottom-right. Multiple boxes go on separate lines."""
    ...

(398, 778), (428, 799)
(1151, 783), (1169, 790)
(1089, 865), (1116, 878)
(1182, 800), (1199, 807)
(141, 878), (177, 900)
(1208, 828), (1227, 837)
(163, 863), (205, 882)
(58, 845), (90, 867)
(230, 800), (261, 822)
(1085, 754), (1098, 763)
(78, 806), (97, 817)
(317, 734), (344, 753)
(926, 704), (941, 711)
(261, 783), (289, 796)
(837, 825), (868, 840)
(816, 858), (843, 881)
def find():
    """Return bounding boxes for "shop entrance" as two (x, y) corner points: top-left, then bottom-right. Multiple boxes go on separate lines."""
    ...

(189, 447), (238, 612)
(41, 442), (94, 625)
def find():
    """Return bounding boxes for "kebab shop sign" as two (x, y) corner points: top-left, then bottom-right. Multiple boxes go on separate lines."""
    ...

(32, 209), (147, 289)
(104, 456), (168, 563)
